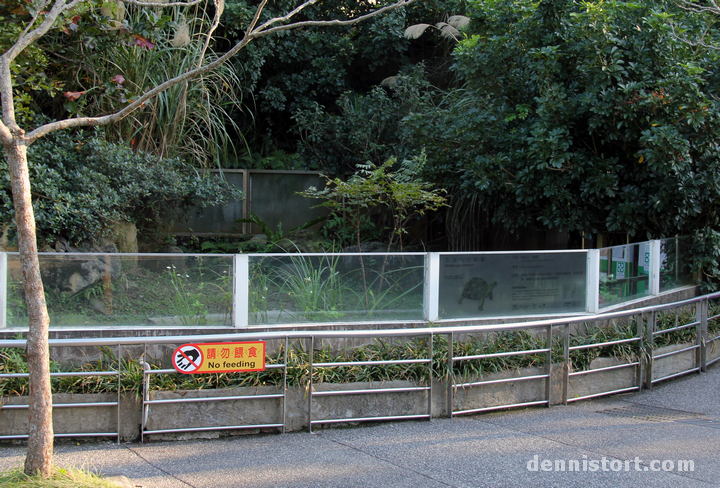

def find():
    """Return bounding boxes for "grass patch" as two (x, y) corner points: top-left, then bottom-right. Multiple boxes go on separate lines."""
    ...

(0, 467), (127, 488)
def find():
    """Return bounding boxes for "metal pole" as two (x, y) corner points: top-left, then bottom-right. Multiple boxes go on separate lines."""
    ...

(426, 253), (440, 321)
(650, 240), (662, 296)
(447, 332), (454, 418)
(428, 333), (433, 420)
(545, 324), (553, 407)
(637, 313), (645, 392)
(283, 336), (288, 433)
(308, 336), (314, 433)
(141, 343), (148, 443)
(0, 252), (6, 329)
(698, 300), (707, 372)
(117, 344), (122, 445)
(645, 311), (656, 389)
(586, 250), (600, 314)
(563, 324), (570, 406)
(233, 254), (249, 328)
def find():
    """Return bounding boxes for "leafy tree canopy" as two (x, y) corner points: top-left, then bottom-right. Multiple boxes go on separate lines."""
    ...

(219, 0), (465, 162)
(408, 0), (720, 244)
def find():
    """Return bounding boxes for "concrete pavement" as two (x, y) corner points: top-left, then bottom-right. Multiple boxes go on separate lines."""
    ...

(1, 363), (718, 487)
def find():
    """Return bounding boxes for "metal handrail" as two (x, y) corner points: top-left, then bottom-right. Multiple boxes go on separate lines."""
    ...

(3, 290), (719, 349)
(2, 292), (718, 441)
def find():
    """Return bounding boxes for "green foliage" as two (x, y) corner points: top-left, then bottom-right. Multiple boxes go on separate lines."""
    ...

(300, 154), (447, 250)
(0, 19), (57, 125)
(248, 254), (424, 323)
(213, 0), (469, 166)
(294, 66), (432, 176)
(709, 301), (720, 337)
(294, 87), (405, 176)
(0, 130), (243, 247)
(653, 308), (697, 348)
(220, 0), (415, 154)
(566, 321), (639, 371)
(406, 0), (720, 253)
(55, 3), (244, 167)
(166, 264), (232, 326)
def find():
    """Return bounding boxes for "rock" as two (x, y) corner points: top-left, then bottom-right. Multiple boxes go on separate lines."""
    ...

(108, 221), (138, 254)
(37, 244), (123, 294)
(65, 253), (122, 294)
(0, 226), (14, 251)
(54, 237), (75, 252)
(282, 228), (329, 253)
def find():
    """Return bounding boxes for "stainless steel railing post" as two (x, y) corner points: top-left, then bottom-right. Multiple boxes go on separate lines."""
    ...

(563, 324), (570, 406)
(698, 299), (708, 372)
(308, 336), (314, 434)
(545, 324), (553, 407)
(447, 331), (454, 418)
(428, 333), (433, 420)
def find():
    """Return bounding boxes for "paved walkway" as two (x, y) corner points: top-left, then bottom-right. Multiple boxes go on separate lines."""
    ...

(1, 364), (718, 488)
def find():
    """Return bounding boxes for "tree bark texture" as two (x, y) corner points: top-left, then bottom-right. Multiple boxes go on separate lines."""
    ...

(4, 139), (54, 476)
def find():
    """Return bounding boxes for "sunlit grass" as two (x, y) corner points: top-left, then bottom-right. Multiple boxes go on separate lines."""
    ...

(0, 467), (128, 488)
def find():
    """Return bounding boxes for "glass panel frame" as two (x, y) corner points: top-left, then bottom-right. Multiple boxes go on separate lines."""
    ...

(6, 253), (234, 328)
(598, 243), (651, 308)
(248, 253), (426, 325)
(437, 251), (587, 319)
(660, 236), (695, 293)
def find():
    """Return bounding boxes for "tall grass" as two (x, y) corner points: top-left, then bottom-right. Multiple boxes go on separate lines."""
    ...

(85, 5), (243, 168)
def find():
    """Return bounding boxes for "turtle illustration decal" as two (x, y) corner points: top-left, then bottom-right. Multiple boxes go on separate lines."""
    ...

(458, 277), (498, 311)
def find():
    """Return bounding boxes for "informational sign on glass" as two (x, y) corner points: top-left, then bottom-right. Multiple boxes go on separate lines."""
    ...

(438, 252), (587, 319)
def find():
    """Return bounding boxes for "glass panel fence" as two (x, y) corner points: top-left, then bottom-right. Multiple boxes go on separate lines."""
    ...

(599, 242), (651, 308)
(438, 252), (587, 319)
(2, 237), (698, 329)
(248, 253), (425, 325)
(660, 236), (696, 293)
(6, 253), (234, 328)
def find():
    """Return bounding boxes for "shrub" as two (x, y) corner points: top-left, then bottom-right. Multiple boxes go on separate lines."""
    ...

(0, 130), (243, 247)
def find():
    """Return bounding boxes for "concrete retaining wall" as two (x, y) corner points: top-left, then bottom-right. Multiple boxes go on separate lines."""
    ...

(0, 393), (141, 440)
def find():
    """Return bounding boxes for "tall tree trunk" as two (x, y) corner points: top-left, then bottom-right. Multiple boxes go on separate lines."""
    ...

(5, 139), (54, 476)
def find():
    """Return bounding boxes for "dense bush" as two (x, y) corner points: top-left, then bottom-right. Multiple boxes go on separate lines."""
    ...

(0, 130), (243, 248)
(409, 0), (720, 241)
(294, 66), (432, 176)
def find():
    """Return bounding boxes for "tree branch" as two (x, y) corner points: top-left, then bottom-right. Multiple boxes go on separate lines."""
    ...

(7, 0), (86, 62)
(254, 0), (414, 36)
(676, 1), (720, 15)
(197, 0), (224, 68)
(121, 0), (204, 6)
(253, 0), (319, 34)
(24, 0), (415, 143)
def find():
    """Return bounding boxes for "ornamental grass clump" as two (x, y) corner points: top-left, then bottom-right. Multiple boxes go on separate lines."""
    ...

(566, 321), (639, 372)
(653, 308), (697, 348)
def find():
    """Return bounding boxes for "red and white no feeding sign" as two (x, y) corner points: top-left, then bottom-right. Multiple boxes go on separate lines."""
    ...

(171, 342), (266, 374)
(172, 344), (203, 373)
